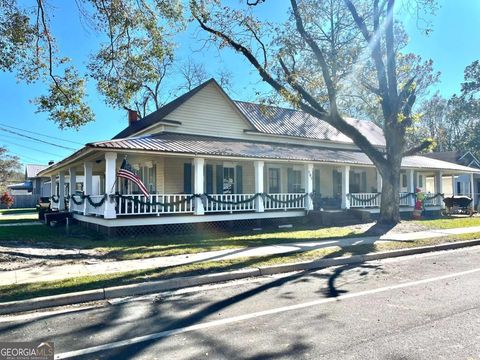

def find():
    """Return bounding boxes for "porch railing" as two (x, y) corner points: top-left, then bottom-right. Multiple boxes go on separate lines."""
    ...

(204, 194), (257, 213)
(70, 201), (83, 214)
(348, 192), (444, 208)
(116, 194), (194, 216)
(86, 195), (106, 216)
(348, 193), (380, 208)
(264, 193), (306, 210)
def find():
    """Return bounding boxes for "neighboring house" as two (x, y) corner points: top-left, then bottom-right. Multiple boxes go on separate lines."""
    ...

(38, 79), (480, 231)
(423, 151), (480, 201)
(7, 164), (49, 196)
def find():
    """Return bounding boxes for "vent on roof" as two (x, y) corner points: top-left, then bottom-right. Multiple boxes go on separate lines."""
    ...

(48, 161), (54, 165)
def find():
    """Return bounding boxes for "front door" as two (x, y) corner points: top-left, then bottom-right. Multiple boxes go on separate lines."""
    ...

(268, 168), (280, 193)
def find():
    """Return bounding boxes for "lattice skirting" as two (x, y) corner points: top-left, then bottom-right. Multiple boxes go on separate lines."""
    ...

(76, 217), (306, 237)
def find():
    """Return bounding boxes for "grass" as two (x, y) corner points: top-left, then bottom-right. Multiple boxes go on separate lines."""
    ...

(1, 216), (480, 260)
(0, 224), (365, 260)
(1, 230), (479, 303)
(412, 216), (480, 230)
(0, 208), (36, 215)
(0, 213), (38, 223)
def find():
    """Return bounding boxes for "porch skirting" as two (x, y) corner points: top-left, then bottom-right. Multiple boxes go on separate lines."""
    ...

(73, 210), (306, 228)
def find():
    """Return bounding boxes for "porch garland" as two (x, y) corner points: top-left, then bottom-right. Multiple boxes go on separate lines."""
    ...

(50, 195), (59, 203)
(400, 192), (415, 200)
(263, 193), (309, 205)
(423, 193), (444, 201)
(69, 194), (108, 208)
(70, 195), (84, 206)
(202, 193), (262, 205)
(347, 193), (381, 203)
(112, 192), (313, 207)
(112, 193), (197, 208)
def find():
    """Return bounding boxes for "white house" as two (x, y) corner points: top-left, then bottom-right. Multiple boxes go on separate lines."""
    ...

(38, 79), (480, 231)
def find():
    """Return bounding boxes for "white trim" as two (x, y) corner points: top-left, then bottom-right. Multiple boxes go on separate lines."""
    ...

(73, 210), (306, 227)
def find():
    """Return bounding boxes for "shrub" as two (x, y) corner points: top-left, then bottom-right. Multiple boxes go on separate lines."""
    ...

(0, 192), (14, 209)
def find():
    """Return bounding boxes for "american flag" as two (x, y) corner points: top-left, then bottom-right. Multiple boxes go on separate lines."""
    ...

(117, 159), (150, 198)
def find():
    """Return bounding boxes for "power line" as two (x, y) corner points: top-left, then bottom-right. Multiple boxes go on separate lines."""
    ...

(0, 138), (65, 158)
(0, 127), (77, 151)
(0, 132), (75, 153)
(6, 151), (46, 164)
(0, 122), (85, 146)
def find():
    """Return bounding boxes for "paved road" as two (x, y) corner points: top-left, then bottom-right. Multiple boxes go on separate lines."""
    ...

(1, 246), (480, 359)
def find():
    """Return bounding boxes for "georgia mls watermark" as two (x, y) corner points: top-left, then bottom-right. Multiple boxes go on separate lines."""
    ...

(0, 342), (54, 360)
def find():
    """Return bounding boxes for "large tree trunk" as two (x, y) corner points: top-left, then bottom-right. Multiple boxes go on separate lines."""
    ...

(378, 165), (401, 224)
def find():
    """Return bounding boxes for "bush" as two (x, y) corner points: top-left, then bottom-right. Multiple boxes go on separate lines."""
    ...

(1, 192), (14, 209)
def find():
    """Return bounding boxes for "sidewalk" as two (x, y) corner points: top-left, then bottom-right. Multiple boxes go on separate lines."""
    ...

(2, 225), (480, 287)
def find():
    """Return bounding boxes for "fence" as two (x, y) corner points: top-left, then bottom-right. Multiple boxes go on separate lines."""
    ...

(0, 194), (40, 209)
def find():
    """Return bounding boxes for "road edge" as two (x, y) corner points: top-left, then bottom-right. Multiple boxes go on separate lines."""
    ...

(1, 238), (480, 315)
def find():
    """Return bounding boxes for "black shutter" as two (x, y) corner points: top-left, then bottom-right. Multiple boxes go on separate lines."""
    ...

(235, 165), (243, 194)
(183, 163), (192, 193)
(287, 168), (293, 193)
(314, 169), (320, 194)
(206, 164), (213, 194)
(216, 165), (223, 194)
(361, 172), (367, 192)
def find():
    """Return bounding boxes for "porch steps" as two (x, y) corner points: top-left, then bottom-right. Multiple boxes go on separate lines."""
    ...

(44, 211), (73, 226)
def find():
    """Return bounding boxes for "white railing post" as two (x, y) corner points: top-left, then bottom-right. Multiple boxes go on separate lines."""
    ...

(83, 162), (93, 215)
(341, 165), (350, 209)
(254, 160), (264, 212)
(451, 175), (456, 196)
(50, 175), (56, 199)
(58, 171), (65, 211)
(68, 167), (76, 211)
(194, 158), (205, 215)
(470, 173), (475, 208)
(376, 170), (382, 193)
(304, 163), (314, 211)
(436, 171), (444, 208)
(408, 169), (415, 207)
(104, 152), (117, 219)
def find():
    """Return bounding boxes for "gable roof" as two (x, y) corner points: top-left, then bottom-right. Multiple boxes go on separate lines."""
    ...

(25, 164), (48, 178)
(113, 79), (218, 139)
(112, 78), (385, 146)
(423, 151), (480, 169)
(234, 101), (385, 146)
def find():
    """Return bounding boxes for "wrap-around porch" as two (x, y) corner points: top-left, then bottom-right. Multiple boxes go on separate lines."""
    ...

(48, 151), (476, 223)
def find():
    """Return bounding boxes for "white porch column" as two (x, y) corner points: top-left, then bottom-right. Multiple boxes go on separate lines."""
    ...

(451, 175), (456, 196)
(58, 171), (65, 211)
(436, 171), (444, 208)
(83, 162), (93, 215)
(341, 165), (350, 209)
(408, 169), (415, 207)
(470, 173), (475, 208)
(376, 170), (382, 193)
(304, 163), (314, 211)
(254, 161), (264, 212)
(104, 152), (117, 219)
(193, 158), (205, 215)
(68, 167), (76, 210)
(50, 175), (56, 198)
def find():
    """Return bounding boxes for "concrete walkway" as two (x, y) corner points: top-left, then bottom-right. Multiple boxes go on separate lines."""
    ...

(1, 225), (480, 287)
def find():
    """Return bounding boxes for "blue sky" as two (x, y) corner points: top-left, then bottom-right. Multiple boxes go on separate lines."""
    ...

(1, 0), (479, 167)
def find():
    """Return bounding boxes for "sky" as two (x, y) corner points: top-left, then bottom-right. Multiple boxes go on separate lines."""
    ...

(1, 0), (479, 168)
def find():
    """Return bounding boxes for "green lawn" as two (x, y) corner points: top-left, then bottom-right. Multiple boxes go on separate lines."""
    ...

(1, 230), (479, 303)
(1, 216), (480, 260)
(0, 208), (36, 215)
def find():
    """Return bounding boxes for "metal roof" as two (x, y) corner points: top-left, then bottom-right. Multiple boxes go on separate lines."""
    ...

(234, 101), (386, 146)
(25, 164), (48, 178)
(89, 132), (480, 173)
